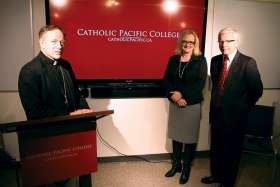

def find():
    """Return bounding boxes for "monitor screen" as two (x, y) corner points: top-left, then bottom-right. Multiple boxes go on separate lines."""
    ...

(47, 0), (207, 97)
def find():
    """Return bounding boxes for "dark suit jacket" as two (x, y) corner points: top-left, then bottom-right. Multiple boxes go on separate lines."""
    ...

(210, 51), (263, 126)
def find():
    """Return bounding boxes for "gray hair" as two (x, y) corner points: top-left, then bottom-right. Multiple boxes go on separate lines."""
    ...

(39, 25), (65, 39)
(218, 27), (240, 42)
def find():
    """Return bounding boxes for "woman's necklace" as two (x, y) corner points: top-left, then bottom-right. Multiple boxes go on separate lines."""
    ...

(178, 61), (187, 78)
(178, 55), (191, 78)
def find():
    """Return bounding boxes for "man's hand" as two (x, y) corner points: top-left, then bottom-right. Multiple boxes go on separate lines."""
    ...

(70, 109), (94, 115)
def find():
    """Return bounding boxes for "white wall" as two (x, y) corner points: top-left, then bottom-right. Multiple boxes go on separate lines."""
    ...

(0, 0), (33, 91)
(211, 0), (280, 88)
(88, 91), (211, 157)
(1, 0), (279, 161)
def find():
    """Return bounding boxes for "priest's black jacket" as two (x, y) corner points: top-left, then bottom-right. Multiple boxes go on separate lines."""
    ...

(18, 51), (89, 120)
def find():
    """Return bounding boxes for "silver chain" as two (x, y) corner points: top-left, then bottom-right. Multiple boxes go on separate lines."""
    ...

(59, 66), (68, 105)
(178, 61), (187, 78)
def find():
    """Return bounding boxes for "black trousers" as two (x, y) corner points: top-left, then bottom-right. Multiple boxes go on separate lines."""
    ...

(210, 108), (246, 187)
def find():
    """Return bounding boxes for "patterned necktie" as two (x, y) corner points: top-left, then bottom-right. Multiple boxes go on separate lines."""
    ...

(218, 55), (229, 91)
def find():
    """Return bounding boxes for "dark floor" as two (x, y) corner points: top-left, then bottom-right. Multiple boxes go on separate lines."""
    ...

(0, 153), (279, 187)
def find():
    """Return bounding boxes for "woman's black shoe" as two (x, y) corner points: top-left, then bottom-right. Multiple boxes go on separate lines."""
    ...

(165, 164), (182, 177)
(179, 166), (190, 184)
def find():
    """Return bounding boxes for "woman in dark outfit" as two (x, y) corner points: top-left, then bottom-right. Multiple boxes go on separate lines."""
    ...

(163, 29), (207, 184)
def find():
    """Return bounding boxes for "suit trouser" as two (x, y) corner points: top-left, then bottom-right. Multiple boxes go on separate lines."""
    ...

(210, 108), (245, 187)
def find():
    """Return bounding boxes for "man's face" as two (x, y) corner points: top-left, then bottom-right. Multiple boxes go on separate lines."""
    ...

(218, 32), (238, 55)
(39, 29), (65, 60)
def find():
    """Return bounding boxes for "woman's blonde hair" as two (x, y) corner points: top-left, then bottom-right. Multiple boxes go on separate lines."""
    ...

(175, 29), (201, 56)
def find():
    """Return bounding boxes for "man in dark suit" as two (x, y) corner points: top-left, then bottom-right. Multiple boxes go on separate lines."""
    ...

(201, 27), (263, 187)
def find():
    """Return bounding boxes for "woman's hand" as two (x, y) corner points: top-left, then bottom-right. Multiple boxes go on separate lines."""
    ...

(170, 91), (182, 103)
(176, 98), (187, 107)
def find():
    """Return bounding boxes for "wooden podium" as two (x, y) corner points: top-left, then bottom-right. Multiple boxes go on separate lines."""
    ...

(0, 110), (113, 187)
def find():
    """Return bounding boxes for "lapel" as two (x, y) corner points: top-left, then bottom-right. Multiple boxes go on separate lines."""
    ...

(213, 55), (224, 83)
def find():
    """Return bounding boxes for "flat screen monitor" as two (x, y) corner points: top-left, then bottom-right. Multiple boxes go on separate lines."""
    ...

(47, 0), (207, 97)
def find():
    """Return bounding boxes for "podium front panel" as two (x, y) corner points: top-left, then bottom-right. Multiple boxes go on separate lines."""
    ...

(18, 121), (97, 187)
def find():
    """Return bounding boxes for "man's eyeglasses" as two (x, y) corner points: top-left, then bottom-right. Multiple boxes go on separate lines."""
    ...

(218, 40), (235, 45)
(182, 40), (195, 45)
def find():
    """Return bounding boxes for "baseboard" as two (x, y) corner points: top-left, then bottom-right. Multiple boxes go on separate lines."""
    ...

(97, 151), (210, 163)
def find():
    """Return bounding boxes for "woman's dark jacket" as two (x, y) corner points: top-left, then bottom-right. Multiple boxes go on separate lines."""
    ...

(163, 54), (207, 105)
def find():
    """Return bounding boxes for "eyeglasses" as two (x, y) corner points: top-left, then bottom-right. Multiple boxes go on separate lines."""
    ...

(218, 40), (235, 45)
(182, 40), (195, 45)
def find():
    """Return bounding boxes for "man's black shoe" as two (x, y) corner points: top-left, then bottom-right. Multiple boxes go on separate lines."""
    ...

(201, 176), (220, 184)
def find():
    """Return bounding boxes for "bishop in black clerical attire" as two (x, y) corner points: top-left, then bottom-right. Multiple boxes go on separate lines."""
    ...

(18, 25), (92, 120)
